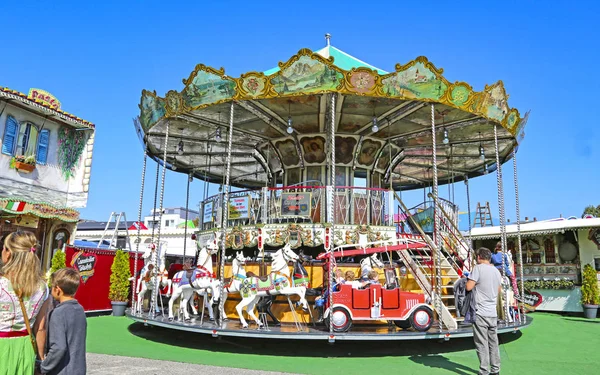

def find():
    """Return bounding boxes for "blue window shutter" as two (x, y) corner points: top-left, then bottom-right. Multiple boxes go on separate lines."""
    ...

(2, 116), (18, 155)
(37, 129), (50, 165)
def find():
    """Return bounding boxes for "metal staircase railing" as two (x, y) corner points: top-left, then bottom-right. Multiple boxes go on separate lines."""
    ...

(393, 192), (458, 330)
(427, 193), (474, 272)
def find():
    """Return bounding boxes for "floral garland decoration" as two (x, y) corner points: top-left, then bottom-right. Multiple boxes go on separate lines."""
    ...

(521, 279), (575, 290)
(57, 126), (87, 180)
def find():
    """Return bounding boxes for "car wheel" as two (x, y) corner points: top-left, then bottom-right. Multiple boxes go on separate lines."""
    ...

(325, 307), (352, 332)
(394, 319), (411, 330)
(410, 306), (433, 332)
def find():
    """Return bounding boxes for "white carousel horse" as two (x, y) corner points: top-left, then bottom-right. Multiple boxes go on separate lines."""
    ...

(218, 251), (247, 317)
(359, 253), (385, 279)
(134, 242), (171, 314)
(168, 241), (222, 321)
(235, 244), (308, 329)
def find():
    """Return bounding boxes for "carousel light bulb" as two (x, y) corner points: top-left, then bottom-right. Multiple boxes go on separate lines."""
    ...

(215, 128), (222, 142)
(479, 145), (485, 160)
(177, 140), (184, 155)
(483, 162), (488, 175)
(287, 116), (293, 134)
(371, 116), (379, 133)
(188, 174), (193, 183)
(443, 128), (449, 144)
(172, 163), (177, 171)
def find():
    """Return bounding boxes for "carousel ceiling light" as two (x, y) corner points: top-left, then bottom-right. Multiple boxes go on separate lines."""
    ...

(371, 116), (379, 133)
(177, 139), (184, 155)
(479, 144), (485, 160)
(188, 173), (193, 182)
(442, 128), (449, 144)
(215, 127), (222, 142)
(483, 162), (489, 175)
(287, 116), (294, 134)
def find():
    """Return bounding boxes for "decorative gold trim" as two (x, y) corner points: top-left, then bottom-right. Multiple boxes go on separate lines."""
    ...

(139, 48), (524, 137)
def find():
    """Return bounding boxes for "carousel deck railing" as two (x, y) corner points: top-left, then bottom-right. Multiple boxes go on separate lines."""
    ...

(199, 185), (393, 230)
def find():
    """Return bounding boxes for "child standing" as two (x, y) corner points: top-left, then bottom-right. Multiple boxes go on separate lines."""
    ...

(40, 268), (87, 375)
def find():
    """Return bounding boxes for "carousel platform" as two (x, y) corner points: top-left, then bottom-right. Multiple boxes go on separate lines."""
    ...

(127, 310), (532, 342)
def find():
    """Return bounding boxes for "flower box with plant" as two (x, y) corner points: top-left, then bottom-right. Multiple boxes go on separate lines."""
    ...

(11, 155), (37, 173)
(109, 249), (132, 316)
(581, 264), (600, 318)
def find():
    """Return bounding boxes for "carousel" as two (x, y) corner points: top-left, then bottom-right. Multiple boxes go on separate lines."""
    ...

(127, 35), (532, 341)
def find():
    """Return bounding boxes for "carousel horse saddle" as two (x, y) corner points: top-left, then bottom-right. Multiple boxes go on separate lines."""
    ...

(246, 271), (269, 282)
(173, 270), (195, 286)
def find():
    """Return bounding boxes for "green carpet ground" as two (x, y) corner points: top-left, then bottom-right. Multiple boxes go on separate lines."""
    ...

(87, 313), (600, 374)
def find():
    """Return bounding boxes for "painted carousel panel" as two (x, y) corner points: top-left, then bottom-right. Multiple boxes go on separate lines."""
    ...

(270, 55), (343, 95)
(382, 61), (448, 101)
(139, 91), (166, 130)
(182, 70), (236, 108)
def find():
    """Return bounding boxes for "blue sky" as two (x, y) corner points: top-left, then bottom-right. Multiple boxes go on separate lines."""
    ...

(1, 1), (598, 223)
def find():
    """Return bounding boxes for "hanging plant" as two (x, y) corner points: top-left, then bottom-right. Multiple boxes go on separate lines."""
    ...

(57, 126), (87, 180)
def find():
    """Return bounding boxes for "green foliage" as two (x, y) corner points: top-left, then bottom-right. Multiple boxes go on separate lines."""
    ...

(582, 204), (600, 218)
(47, 250), (66, 286)
(581, 264), (600, 305)
(109, 249), (131, 302)
(523, 279), (575, 290)
(57, 126), (87, 180)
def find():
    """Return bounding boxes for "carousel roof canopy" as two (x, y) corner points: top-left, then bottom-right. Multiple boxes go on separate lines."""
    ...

(136, 37), (529, 190)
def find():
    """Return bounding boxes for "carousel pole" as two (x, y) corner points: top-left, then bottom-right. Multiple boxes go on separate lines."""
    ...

(493, 124), (510, 321)
(464, 176), (474, 267)
(327, 93), (336, 335)
(151, 160), (160, 242)
(150, 121), (170, 318)
(132, 144), (148, 312)
(430, 103), (443, 331)
(218, 101), (235, 326)
(512, 148), (526, 324)
(183, 172), (191, 263)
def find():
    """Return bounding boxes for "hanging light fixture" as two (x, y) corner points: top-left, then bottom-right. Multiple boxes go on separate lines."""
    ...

(478, 132), (485, 160)
(483, 162), (488, 175)
(287, 116), (293, 134)
(215, 112), (222, 142)
(371, 116), (379, 133)
(172, 156), (177, 171)
(443, 128), (449, 144)
(188, 173), (193, 183)
(371, 102), (378, 133)
(286, 100), (293, 134)
(177, 127), (185, 155)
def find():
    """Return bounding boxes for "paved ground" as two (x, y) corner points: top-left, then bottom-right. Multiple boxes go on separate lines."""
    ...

(87, 353), (295, 375)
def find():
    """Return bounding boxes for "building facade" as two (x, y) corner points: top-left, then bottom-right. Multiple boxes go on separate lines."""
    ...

(75, 207), (198, 259)
(0, 87), (95, 269)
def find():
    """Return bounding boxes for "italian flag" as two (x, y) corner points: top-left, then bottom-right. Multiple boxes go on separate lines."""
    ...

(5, 201), (26, 212)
